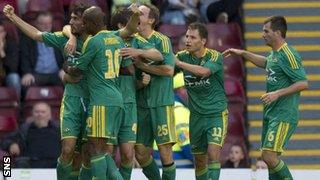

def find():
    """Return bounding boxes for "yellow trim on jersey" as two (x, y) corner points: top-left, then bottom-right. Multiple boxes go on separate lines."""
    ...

(221, 109), (228, 145)
(92, 106), (97, 136)
(102, 106), (106, 137)
(273, 122), (283, 151)
(154, 32), (170, 53)
(280, 123), (290, 151)
(166, 106), (172, 141)
(82, 35), (93, 53)
(134, 34), (149, 43)
(147, 30), (155, 39)
(208, 49), (219, 62)
(53, 31), (63, 37)
(283, 46), (299, 69)
(277, 42), (287, 52)
(59, 95), (65, 137)
(201, 48), (208, 57)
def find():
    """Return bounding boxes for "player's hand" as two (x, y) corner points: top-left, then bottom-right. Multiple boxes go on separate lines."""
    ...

(120, 48), (142, 59)
(64, 36), (77, 55)
(175, 57), (182, 67)
(222, 48), (243, 58)
(260, 91), (279, 105)
(128, 3), (140, 15)
(3, 5), (15, 19)
(21, 73), (35, 86)
(133, 58), (146, 69)
(62, 73), (82, 84)
(142, 72), (151, 86)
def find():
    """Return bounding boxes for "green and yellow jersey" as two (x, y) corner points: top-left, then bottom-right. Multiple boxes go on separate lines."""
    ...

(136, 30), (175, 108)
(176, 48), (227, 115)
(264, 43), (307, 123)
(75, 30), (125, 107)
(42, 32), (89, 98)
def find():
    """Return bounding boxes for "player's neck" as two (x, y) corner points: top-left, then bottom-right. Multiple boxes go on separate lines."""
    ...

(193, 47), (206, 58)
(140, 27), (154, 39)
(272, 39), (286, 51)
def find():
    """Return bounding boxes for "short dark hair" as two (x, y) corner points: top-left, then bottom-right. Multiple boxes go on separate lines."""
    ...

(188, 22), (208, 39)
(110, 7), (132, 30)
(264, 15), (287, 38)
(70, 3), (90, 16)
(143, 3), (160, 28)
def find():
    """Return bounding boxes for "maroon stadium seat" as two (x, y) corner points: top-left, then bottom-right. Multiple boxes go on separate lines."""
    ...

(158, 24), (187, 53)
(206, 23), (243, 50)
(224, 78), (245, 104)
(227, 111), (246, 137)
(0, 0), (19, 15)
(69, 0), (108, 14)
(223, 55), (245, 81)
(23, 86), (64, 120)
(0, 20), (19, 43)
(26, 0), (63, 13)
(0, 115), (18, 139)
(0, 87), (19, 107)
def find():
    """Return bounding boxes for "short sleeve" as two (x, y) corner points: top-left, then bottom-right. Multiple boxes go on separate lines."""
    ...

(75, 37), (96, 71)
(279, 53), (307, 82)
(203, 52), (223, 74)
(42, 32), (67, 49)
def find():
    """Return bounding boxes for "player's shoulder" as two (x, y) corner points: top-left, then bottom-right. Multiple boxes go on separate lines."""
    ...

(153, 31), (170, 42)
(206, 48), (221, 62)
(133, 33), (148, 43)
(277, 43), (301, 68)
(176, 50), (189, 57)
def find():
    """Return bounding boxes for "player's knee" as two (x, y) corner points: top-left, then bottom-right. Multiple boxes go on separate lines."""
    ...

(134, 145), (149, 162)
(122, 152), (134, 164)
(261, 151), (277, 166)
(207, 144), (221, 161)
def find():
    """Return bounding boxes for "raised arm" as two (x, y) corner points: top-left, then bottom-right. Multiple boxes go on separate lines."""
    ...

(3, 5), (43, 41)
(223, 48), (267, 68)
(118, 3), (140, 39)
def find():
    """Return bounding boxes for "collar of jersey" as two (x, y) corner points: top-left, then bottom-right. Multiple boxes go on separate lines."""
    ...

(277, 42), (287, 52)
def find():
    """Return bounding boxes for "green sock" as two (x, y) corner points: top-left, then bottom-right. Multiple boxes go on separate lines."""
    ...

(272, 160), (293, 180)
(208, 161), (221, 180)
(162, 163), (176, 180)
(79, 164), (92, 180)
(195, 167), (208, 180)
(69, 171), (79, 180)
(90, 154), (107, 180)
(56, 157), (72, 180)
(141, 157), (161, 180)
(119, 162), (133, 180)
(105, 154), (123, 180)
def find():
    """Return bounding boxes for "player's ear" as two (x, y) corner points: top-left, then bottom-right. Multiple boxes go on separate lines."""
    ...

(201, 38), (207, 45)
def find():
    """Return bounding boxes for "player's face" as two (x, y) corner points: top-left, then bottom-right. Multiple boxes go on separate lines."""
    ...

(262, 22), (277, 47)
(185, 29), (205, 53)
(138, 5), (152, 31)
(69, 12), (84, 35)
(229, 145), (244, 163)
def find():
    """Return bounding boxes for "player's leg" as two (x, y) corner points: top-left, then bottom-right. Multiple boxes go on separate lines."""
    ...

(135, 106), (161, 180)
(118, 103), (137, 180)
(261, 120), (296, 180)
(57, 96), (82, 180)
(189, 112), (208, 180)
(153, 106), (176, 180)
(206, 109), (228, 180)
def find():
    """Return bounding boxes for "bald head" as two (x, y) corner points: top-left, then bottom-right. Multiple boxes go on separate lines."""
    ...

(83, 6), (105, 35)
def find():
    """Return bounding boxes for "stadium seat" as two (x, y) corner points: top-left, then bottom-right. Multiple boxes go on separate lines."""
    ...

(0, 87), (19, 107)
(23, 86), (63, 120)
(0, 20), (19, 43)
(69, 0), (108, 13)
(26, 0), (63, 13)
(158, 24), (187, 52)
(0, 115), (18, 140)
(227, 111), (246, 137)
(0, 0), (19, 15)
(224, 78), (245, 104)
(228, 102), (245, 115)
(223, 55), (245, 80)
(206, 23), (243, 50)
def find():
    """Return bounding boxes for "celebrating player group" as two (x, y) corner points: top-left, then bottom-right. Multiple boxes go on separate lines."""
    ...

(3, 1), (307, 180)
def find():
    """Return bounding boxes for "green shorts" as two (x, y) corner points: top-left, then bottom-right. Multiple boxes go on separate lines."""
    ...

(189, 109), (228, 154)
(136, 106), (176, 147)
(60, 95), (88, 139)
(261, 117), (297, 153)
(106, 103), (137, 145)
(86, 105), (123, 140)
